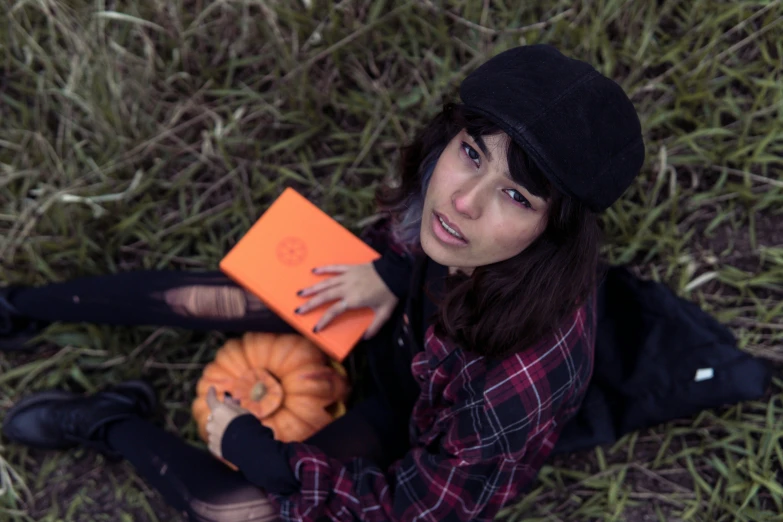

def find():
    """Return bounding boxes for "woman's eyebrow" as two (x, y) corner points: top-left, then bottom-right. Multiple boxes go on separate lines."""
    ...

(468, 132), (518, 182)
(469, 133), (492, 161)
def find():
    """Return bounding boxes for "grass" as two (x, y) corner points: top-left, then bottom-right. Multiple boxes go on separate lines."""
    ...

(0, 0), (782, 520)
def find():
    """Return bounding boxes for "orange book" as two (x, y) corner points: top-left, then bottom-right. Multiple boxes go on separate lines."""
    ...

(219, 187), (381, 362)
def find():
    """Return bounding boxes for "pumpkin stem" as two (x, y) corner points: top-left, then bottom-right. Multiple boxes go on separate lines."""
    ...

(251, 381), (266, 402)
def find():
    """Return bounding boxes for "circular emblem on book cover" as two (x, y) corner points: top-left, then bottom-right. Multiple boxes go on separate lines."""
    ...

(276, 236), (308, 266)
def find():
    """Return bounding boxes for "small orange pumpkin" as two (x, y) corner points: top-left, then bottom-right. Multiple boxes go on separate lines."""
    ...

(192, 332), (350, 443)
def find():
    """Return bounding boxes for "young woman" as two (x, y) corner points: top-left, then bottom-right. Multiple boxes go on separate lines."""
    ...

(1, 44), (644, 522)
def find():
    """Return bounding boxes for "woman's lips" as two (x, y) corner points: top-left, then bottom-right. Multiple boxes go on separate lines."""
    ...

(435, 212), (467, 242)
(432, 212), (469, 246)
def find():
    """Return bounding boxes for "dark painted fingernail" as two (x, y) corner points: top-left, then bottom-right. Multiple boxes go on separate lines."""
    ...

(296, 290), (303, 296)
(294, 307), (301, 314)
(312, 268), (318, 273)
(313, 326), (319, 333)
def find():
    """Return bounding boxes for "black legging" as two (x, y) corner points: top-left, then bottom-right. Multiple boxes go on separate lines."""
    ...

(7, 271), (410, 521)
(106, 396), (398, 522)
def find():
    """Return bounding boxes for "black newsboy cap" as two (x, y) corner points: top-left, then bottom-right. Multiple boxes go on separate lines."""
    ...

(460, 44), (645, 212)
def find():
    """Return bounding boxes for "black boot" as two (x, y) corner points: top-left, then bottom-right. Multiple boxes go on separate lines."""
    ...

(0, 286), (49, 352)
(1, 380), (157, 459)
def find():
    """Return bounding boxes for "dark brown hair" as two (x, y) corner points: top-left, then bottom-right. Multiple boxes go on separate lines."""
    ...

(375, 103), (603, 359)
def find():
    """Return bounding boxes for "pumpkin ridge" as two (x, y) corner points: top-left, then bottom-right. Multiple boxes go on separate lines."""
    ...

(282, 403), (328, 433)
(193, 332), (348, 445)
(214, 339), (252, 378)
(243, 332), (273, 370)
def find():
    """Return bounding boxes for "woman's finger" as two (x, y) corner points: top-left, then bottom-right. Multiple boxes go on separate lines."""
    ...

(297, 274), (342, 298)
(296, 287), (345, 315)
(206, 386), (219, 411)
(312, 264), (351, 274)
(314, 298), (350, 333)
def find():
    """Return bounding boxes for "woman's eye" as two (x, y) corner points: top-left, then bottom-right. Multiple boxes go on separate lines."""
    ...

(506, 189), (532, 209)
(461, 142), (480, 167)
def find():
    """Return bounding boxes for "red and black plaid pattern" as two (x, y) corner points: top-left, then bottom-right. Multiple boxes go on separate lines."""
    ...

(271, 298), (596, 521)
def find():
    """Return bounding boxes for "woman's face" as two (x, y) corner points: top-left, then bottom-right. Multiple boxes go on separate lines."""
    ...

(420, 130), (550, 276)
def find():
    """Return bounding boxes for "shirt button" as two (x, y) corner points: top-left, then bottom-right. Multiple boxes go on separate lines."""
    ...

(403, 313), (409, 324)
(397, 337), (404, 346)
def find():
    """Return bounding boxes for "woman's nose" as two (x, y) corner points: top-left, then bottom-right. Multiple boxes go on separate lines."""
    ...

(452, 181), (484, 219)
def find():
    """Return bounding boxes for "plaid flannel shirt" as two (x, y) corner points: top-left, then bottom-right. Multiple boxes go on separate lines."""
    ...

(270, 298), (596, 521)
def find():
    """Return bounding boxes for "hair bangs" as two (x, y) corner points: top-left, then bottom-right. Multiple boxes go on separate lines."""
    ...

(506, 141), (552, 201)
(461, 108), (552, 201)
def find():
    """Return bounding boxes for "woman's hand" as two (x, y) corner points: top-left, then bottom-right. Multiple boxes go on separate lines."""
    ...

(295, 263), (399, 339)
(205, 386), (252, 459)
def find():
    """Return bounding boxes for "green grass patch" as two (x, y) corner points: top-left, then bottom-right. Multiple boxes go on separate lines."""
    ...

(1, 0), (781, 520)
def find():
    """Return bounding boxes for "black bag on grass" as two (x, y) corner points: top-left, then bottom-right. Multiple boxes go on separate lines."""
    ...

(553, 265), (773, 455)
